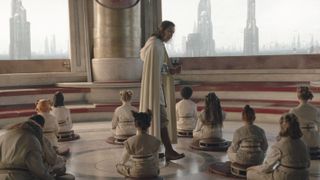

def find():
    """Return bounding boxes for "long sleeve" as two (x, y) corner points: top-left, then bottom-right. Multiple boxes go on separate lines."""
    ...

(25, 150), (55, 180)
(193, 116), (203, 133)
(257, 146), (281, 173)
(119, 148), (130, 165)
(261, 131), (269, 152)
(111, 110), (119, 130)
(316, 108), (320, 133)
(67, 109), (73, 129)
(228, 131), (240, 153)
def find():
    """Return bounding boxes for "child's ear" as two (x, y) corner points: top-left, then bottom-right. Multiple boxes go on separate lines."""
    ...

(35, 99), (40, 106)
(48, 100), (53, 106)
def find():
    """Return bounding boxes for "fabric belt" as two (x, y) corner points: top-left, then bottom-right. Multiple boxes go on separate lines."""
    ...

(43, 131), (55, 134)
(301, 126), (315, 130)
(280, 164), (306, 170)
(240, 145), (261, 148)
(179, 116), (194, 118)
(58, 121), (66, 125)
(0, 167), (28, 172)
(132, 154), (153, 159)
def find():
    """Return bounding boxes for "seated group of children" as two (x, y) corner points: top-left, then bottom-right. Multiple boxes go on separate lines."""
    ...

(0, 91), (76, 180)
(113, 86), (318, 179)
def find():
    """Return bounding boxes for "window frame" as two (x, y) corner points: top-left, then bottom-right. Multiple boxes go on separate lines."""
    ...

(0, 0), (91, 86)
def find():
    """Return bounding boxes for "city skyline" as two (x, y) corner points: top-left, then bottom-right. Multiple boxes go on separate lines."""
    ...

(0, 0), (69, 59)
(163, 0), (320, 56)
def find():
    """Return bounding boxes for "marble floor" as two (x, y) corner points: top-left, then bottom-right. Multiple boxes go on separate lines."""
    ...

(51, 121), (320, 180)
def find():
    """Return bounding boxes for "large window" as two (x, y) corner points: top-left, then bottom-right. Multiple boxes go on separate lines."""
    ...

(162, 0), (320, 57)
(0, 0), (70, 60)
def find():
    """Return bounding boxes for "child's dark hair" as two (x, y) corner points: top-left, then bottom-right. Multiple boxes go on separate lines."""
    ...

(181, 86), (193, 99)
(297, 86), (313, 101)
(279, 113), (302, 139)
(204, 92), (223, 127)
(242, 105), (256, 123)
(53, 91), (64, 107)
(132, 110), (152, 131)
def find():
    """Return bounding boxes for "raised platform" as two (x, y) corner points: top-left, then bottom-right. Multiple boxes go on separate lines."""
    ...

(0, 81), (318, 127)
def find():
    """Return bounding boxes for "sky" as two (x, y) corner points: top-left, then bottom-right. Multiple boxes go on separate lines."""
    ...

(0, 0), (319, 55)
(162, 0), (320, 51)
(0, 0), (69, 54)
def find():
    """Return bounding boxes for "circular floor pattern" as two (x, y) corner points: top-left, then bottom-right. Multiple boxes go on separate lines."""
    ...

(68, 147), (214, 179)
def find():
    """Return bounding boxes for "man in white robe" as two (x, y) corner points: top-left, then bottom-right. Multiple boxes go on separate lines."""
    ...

(139, 21), (184, 160)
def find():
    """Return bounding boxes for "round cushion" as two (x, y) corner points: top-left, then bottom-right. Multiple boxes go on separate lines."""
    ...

(55, 173), (75, 180)
(230, 162), (251, 178)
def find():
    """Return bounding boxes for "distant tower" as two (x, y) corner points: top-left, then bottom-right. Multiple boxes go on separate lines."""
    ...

(186, 0), (215, 56)
(243, 0), (259, 55)
(197, 0), (215, 55)
(9, 0), (31, 59)
(45, 36), (49, 54)
(50, 35), (56, 54)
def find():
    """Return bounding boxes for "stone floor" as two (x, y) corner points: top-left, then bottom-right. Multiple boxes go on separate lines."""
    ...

(52, 121), (320, 180)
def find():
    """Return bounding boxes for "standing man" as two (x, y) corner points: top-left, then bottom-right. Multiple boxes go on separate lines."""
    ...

(140, 20), (184, 161)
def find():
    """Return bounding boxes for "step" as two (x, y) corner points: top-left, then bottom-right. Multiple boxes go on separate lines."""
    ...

(0, 86), (90, 106)
(176, 81), (320, 104)
(0, 102), (140, 128)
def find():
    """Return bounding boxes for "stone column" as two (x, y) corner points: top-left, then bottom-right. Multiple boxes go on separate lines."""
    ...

(92, 1), (142, 82)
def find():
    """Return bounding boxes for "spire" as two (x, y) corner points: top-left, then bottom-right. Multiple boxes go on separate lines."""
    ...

(243, 0), (259, 55)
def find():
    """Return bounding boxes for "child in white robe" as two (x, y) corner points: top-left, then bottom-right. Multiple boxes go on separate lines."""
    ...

(176, 86), (197, 131)
(36, 99), (59, 147)
(227, 105), (268, 165)
(290, 86), (320, 148)
(247, 113), (310, 180)
(112, 90), (138, 137)
(193, 92), (225, 140)
(51, 91), (73, 133)
(116, 110), (161, 178)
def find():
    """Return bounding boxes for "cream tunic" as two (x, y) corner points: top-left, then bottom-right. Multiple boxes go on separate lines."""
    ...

(39, 112), (59, 147)
(51, 106), (73, 133)
(227, 124), (268, 165)
(116, 132), (161, 178)
(193, 110), (226, 140)
(0, 122), (54, 180)
(42, 137), (66, 174)
(290, 102), (320, 148)
(247, 137), (310, 180)
(111, 103), (138, 136)
(176, 99), (198, 131)
(139, 36), (177, 143)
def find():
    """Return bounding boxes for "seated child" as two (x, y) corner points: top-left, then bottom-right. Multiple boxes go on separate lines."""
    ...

(116, 110), (161, 178)
(193, 92), (226, 140)
(290, 86), (320, 148)
(176, 86), (198, 131)
(42, 136), (67, 176)
(227, 105), (268, 165)
(247, 113), (310, 180)
(36, 99), (59, 147)
(112, 90), (138, 137)
(51, 91), (73, 133)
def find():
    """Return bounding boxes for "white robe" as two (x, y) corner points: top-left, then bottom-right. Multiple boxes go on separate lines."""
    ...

(193, 110), (226, 140)
(112, 103), (138, 136)
(227, 124), (268, 165)
(247, 137), (310, 180)
(39, 112), (59, 147)
(116, 132), (161, 178)
(176, 99), (198, 131)
(51, 106), (73, 133)
(290, 102), (320, 148)
(139, 36), (177, 143)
